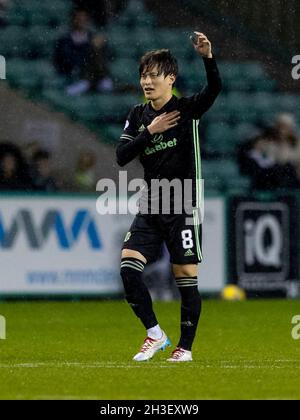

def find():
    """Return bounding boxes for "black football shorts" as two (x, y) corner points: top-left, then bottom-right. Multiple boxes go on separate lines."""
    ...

(122, 210), (203, 264)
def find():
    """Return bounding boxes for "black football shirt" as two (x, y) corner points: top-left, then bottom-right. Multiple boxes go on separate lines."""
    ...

(116, 56), (222, 212)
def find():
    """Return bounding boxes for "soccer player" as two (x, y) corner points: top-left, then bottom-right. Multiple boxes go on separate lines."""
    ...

(116, 32), (222, 361)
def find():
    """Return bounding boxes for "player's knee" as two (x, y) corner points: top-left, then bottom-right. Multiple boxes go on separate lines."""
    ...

(121, 249), (147, 263)
(173, 264), (197, 278)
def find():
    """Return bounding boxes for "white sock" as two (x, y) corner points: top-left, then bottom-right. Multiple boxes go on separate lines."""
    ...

(147, 324), (163, 340)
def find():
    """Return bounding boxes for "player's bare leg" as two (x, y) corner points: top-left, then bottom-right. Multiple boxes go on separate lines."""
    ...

(121, 249), (147, 263)
(120, 248), (170, 361)
(167, 263), (201, 361)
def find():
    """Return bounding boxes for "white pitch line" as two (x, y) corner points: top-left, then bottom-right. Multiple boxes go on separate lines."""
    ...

(0, 360), (299, 369)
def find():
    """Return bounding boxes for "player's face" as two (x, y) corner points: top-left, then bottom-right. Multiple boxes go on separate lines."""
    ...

(140, 66), (175, 101)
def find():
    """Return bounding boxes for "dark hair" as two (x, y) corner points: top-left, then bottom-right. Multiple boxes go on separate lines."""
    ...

(0, 142), (31, 180)
(33, 150), (51, 162)
(71, 8), (90, 21)
(139, 49), (178, 78)
(262, 127), (278, 140)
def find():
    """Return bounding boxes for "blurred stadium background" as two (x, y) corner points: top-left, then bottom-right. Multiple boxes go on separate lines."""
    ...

(0, 0), (300, 400)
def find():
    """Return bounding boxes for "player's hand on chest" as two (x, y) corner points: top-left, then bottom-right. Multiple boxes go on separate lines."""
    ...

(146, 110), (181, 136)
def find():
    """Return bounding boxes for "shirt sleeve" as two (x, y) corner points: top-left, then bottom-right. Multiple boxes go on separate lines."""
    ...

(182, 56), (222, 119)
(116, 106), (153, 167)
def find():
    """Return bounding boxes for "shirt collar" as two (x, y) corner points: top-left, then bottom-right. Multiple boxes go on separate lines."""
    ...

(147, 95), (177, 114)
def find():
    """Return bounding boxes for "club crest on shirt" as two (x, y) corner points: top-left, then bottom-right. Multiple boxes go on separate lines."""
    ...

(152, 134), (164, 143)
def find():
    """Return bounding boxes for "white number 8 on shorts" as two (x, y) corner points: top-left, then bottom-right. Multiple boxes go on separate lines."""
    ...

(181, 229), (194, 249)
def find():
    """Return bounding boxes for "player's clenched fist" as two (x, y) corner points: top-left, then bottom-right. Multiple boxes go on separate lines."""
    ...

(191, 32), (212, 59)
(147, 111), (181, 135)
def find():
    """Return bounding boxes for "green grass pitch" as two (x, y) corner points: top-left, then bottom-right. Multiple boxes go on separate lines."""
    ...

(0, 299), (300, 400)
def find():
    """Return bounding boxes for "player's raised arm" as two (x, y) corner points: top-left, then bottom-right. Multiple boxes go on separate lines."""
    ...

(187, 32), (222, 117)
(191, 31), (213, 59)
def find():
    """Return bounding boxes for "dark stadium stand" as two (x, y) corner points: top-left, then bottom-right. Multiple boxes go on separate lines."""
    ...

(1, 0), (300, 193)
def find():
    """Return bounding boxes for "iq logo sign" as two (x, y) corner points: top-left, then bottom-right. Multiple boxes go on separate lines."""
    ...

(0, 315), (6, 340)
(229, 198), (298, 291)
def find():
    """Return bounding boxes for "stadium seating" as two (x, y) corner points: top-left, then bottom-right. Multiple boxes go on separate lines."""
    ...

(2, 0), (300, 194)
(6, 0), (72, 27)
(110, 58), (140, 89)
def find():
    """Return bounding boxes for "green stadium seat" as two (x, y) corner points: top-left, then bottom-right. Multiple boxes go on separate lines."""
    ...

(204, 188), (223, 195)
(133, 13), (157, 28)
(0, 26), (26, 57)
(107, 26), (139, 59)
(225, 176), (251, 191)
(203, 159), (239, 181)
(106, 25), (129, 44)
(202, 160), (236, 191)
(28, 11), (51, 26)
(7, 6), (27, 26)
(42, 92), (141, 123)
(7, 59), (58, 92)
(65, 95), (101, 121)
(217, 61), (276, 92)
(130, 29), (159, 54)
(110, 58), (139, 88)
(101, 124), (124, 143)
(42, 89), (74, 113)
(274, 94), (300, 111)
(253, 78), (277, 92)
(202, 177), (225, 192)
(28, 60), (56, 79)
(218, 62), (241, 79)
(179, 59), (207, 91)
(228, 92), (261, 116)
(6, 58), (25, 77)
(6, 58), (41, 91)
(115, 14), (133, 28)
(251, 92), (276, 112)
(26, 26), (59, 58)
(239, 62), (266, 79)
(117, 11), (156, 29)
(91, 94), (140, 122)
(42, 74), (67, 90)
(119, 0), (156, 26)
(9, 0), (71, 27)
(205, 123), (235, 155)
(42, 2), (72, 26)
(225, 78), (250, 91)
(156, 29), (193, 60)
(233, 123), (259, 142)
